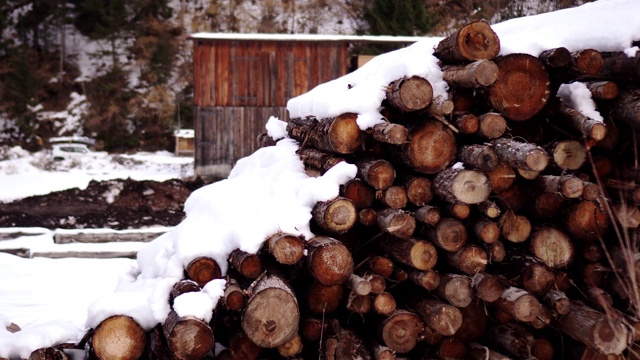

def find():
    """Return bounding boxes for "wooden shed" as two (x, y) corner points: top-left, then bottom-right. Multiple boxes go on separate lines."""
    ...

(191, 33), (420, 179)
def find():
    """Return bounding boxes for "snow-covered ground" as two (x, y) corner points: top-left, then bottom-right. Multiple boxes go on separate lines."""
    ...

(1, 0), (640, 357)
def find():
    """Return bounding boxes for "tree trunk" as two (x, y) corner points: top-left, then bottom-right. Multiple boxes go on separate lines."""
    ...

(434, 20), (500, 62)
(546, 139), (587, 170)
(478, 112), (507, 139)
(312, 197), (357, 234)
(378, 310), (424, 354)
(457, 144), (499, 172)
(378, 236), (438, 271)
(287, 113), (364, 154)
(423, 217), (468, 252)
(368, 122), (409, 145)
(376, 208), (416, 239)
(539, 47), (572, 68)
(558, 103), (607, 141)
(306, 236), (354, 286)
(442, 60), (499, 87)
(385, 76), (433, 112)
(489, 54), (550, 121)
(391, 119), (457, 174)
(585, 81), (619, 100)
(492, 287), (541, 323)
(163, 310), (214, 360)
(297, 147), (345, 173)
(555, 301), (631, 355)
(529, 226), (575, 269)
(266, 233), (304, 265)
(444, 245), (488, 275)
(229, 249), (263, 279)
(415, 298), (463, 336)
(492, 138), (549, 172)
(91, 315), (146, 360)
(185, 256), (222, 288)
(242, 273), (299, 348)
(436, 273), (474, 308)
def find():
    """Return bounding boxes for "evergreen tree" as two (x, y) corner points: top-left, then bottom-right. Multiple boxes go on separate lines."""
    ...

(360, 0), (436, 54)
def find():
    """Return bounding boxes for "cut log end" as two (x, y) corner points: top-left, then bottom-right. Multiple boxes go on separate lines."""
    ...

(267, 233), (305, 265)
(92, 315), (146, 360)
(186, 257), (222, 288)
(380, 311), (424, 353)
(307, 237), (354, 286)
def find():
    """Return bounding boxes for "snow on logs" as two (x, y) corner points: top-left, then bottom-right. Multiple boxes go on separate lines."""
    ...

(42, 20), (639, 360)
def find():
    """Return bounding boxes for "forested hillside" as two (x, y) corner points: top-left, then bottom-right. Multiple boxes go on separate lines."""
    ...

(0, 0), (592, 153)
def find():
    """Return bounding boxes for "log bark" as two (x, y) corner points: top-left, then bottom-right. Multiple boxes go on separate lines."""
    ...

(28, 348), (69, 360)
(529, 226), (575, 268)
(434, 20), (500, 62)
(378, 310), (424, 354)
(414, 205), (441, 226)
(392, 119), (457, 174)
(301, 317), (325, 342)
(312, 197), (357, 235)
(492, 138), (549, 172)
(585, 81), (619, 100)
(442, 60), (499, 87)
(425, 96), (455, 116)
(91, 315), (147, 359)
(185, 256), (222, 288)
(476, 199), (502, 219)
(163, 310), (214, 360)
(370, 342), (396, 360)
(471, 216), (500, 244)
(306, 236), (354, 286)
(242, 273), (299, 348)
(415, 298), (463, 336)
(326, 321), (371, 360)
(297, 147), (345, 173)
(434, 166), (491, 204)
(478, 112), (507, 139)
(224, 278), (246, 311)
(365, 255), (395, 278)
(458, 144), (499, 172)
(437, 337), (467, 360)
(346, 290), (371, 314)
(378, 236), (438, 271)
(558, 103), (607, 141)
(487, 323), (535, 359)
(365, 273), (387, 294)
(169, 279), (200, 307)
(555, 301), (632, 355)
(489, 54), (550, 121)
(436, 273), (474, 308)
(527, 192), (566, 221)
(571, 48), (604, 76)
(424, 217), (467, 252)
(385, 76), (433, 113)
(287, 114), (363, 154)
(266, 233), (304, 265)
(612, 89), (640, 129)
(468, 342), (512, 360)
(357, 159), (396, 191)
(492, 287), (541, 323)
(444, 201), (471, 220)
(368, 122), (409, 145)
(346, 273), (372, 296)
(359, 208), (378, 226)
(539, 47), (572, 68)
(600, 51), (640, 81)
(376, 208), (416, 239)
(444, 244), (489, 275)
(472, 272), (507, 303)
(407, 268), (440, 291)
(229, 249), (263, 279)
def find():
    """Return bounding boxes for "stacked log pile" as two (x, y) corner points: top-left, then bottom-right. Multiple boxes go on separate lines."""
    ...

(18, 20), (640, 360)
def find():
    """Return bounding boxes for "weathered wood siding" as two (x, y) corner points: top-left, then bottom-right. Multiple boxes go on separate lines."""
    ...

(195, 106), (288, 178)
(193, 39), (350, 178)
(193, 39), (349, 107)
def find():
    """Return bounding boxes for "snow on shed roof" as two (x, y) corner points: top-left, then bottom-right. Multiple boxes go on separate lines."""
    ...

(189, 32), (427, 43)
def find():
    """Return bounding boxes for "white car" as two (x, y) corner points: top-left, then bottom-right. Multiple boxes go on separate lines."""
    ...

(51, 143), (93, 161)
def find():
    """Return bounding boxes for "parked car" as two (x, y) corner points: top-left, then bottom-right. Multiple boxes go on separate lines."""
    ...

(51, 143), (93, 161)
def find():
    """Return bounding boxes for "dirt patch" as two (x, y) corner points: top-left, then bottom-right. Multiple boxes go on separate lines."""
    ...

(0, 178), (206, 229)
